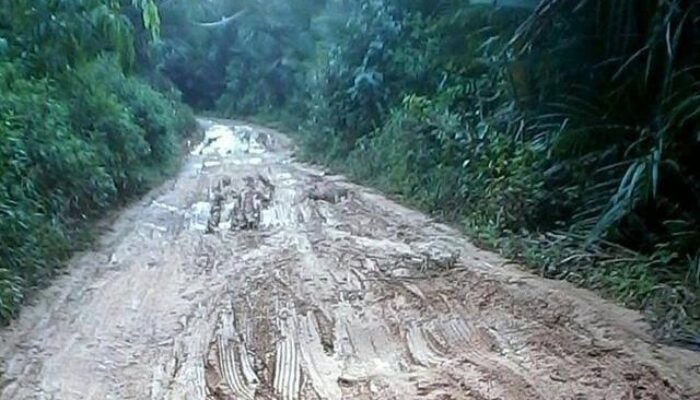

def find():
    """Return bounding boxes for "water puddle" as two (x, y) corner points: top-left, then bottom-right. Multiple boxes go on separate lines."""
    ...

(187, 201), (211, 231)
(191, 124), (269, 158)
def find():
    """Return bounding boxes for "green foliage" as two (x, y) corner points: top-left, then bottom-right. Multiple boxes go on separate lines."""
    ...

(306, 0), (401, 151)
(0, 0), (136, 73)
(0, 0), (195, 322)
(131, 0), (161, 39)
(342, 92), (548, 233)
(67, 57), (194, 190)
(214, 0), (320, 116)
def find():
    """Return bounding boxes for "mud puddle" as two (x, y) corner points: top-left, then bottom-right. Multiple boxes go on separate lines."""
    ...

(1, 120), (699, 400)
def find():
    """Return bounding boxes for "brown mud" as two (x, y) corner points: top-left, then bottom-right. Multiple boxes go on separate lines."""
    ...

(1, 120), (699, 400)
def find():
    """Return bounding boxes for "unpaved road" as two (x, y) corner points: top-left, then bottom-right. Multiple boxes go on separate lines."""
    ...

(1, 120), (699, 400)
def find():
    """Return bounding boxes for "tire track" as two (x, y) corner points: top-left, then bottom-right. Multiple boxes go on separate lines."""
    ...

(209, 302), (258, 400)
(406, 323), (447, 367)
(297, 312), (342, 400)
(273, 304), (302, 400)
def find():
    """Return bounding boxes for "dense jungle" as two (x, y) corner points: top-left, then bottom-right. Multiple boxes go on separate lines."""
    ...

(1, 0), (700, 386)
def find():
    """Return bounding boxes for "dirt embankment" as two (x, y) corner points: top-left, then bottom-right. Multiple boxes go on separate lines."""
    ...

(1, 120), (698, 400)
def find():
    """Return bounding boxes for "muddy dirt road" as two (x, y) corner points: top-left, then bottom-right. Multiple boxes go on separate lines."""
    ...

(1, 120), (699, 400)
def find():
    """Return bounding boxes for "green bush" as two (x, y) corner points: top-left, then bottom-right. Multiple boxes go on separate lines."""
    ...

(0, 58), (195, 322)
(345, 94), (547, 229)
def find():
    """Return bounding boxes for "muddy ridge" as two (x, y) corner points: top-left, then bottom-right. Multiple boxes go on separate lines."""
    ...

(1, 120), (699, 400)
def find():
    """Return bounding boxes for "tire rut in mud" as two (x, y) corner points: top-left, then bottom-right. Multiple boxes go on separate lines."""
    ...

(206, 175), (275, 235)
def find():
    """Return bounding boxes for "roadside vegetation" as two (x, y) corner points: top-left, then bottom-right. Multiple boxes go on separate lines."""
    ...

(0, 1), (196, 321)
(152, 0), (700, 343)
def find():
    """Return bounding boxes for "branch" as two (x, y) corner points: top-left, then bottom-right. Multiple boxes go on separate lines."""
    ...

(469, 0), (540, 9)
(195, 9), (247, 28)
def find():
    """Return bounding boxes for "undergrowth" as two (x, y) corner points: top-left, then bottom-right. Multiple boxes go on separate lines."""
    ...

(0, 58), (195, 322)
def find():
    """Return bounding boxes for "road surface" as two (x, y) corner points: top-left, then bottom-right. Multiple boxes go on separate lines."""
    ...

(1, 120), (699, 399)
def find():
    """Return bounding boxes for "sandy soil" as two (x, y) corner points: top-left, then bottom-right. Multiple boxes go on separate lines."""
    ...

(1, 120), (699, 400)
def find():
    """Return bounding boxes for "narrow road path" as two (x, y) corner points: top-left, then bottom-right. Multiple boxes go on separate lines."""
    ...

(1, 120), (699, 399)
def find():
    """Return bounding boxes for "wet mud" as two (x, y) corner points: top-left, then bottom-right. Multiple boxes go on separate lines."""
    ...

(1, 120), (699, 400)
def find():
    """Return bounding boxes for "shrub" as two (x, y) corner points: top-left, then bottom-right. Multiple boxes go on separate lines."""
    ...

(0, 57), (195, 322)
(346, 94), (547, 228)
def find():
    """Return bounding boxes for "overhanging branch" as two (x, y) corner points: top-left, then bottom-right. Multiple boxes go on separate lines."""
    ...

(195, 9), (247, 28)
